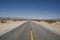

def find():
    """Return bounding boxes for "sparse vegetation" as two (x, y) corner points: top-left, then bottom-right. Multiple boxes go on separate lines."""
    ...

(13, 19), (17, 22)
(45, 20), (56, 23)
(0, 20), (7, 23)
(35, 20), (41, 22)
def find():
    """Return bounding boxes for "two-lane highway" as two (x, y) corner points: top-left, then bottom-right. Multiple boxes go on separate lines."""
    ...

(0, 21), (60, 40)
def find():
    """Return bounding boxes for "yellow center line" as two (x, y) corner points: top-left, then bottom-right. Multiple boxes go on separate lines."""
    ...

(30, 31), (34, 40)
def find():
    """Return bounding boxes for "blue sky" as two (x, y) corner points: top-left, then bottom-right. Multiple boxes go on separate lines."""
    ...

(0, 0), (60, 19)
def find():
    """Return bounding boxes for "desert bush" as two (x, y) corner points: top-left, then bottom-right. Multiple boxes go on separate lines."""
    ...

(13, 19), (19, 22)
(13, 20), (17, 22)
(45, 20), (56, 23)
(0, 20), (7, 23)
(35, 20), (41, 22)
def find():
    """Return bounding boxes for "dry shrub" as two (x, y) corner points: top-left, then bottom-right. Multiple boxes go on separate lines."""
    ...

(45, 20), (56, 23)
(1, 20), (7, 23)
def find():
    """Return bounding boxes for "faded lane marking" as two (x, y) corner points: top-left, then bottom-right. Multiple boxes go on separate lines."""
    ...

(30, 31), (34, 40)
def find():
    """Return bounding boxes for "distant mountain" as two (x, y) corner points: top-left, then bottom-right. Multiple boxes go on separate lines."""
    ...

(0, 17), (21, 19)
(0, 17), (6, 19)
(0, 17), (60, 21)
(54, 18), (60, 20)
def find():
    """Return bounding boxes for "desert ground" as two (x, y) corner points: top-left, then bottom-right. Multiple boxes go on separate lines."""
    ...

(0, 20), (27, 35)
(33, 21), (60, 35)
(0, 20), (60, 36)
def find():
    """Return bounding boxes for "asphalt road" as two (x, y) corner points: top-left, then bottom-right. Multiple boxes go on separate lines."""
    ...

(0, 21), (60, 40)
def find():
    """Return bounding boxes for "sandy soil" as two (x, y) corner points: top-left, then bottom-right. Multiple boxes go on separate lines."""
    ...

(0, 21), (27, 35)
(33, 21), (60, 35)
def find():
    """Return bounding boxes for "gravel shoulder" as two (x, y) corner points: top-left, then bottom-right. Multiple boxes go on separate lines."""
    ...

(0, 21), (27, 36)
(33, 21), (60, 36)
